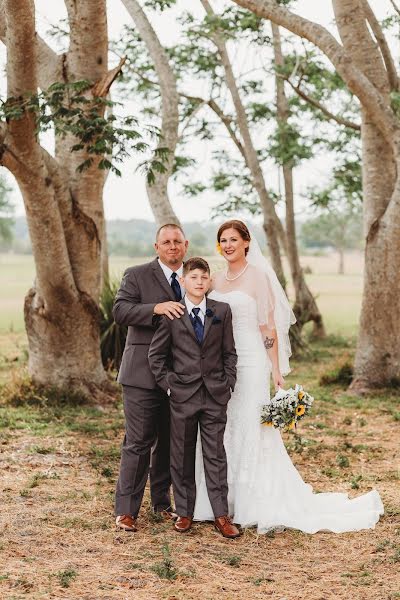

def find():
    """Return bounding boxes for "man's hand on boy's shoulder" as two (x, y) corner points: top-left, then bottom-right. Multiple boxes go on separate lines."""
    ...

(153, 301), (185, 320)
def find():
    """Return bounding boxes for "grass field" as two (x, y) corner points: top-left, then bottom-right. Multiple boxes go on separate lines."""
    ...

(0, 341), (399, 599)
(1, 252), (399, 599)
(0, 251), (363, 336)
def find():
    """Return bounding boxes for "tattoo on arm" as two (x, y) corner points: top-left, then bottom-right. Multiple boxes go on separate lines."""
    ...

(264, 336), (275, 350)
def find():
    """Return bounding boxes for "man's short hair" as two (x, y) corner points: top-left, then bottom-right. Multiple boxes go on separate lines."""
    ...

(183, 257), (210, 276)
(156, 223), (186, 241)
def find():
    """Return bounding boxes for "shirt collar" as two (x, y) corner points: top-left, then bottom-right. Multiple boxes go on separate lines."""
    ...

(158, 258), (183, 281)
(184, 295), (207, 316)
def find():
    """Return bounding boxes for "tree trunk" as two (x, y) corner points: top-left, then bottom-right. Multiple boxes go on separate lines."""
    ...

(200, 0), (286, 286)
(272, 23), (325, 338)
(332, 0), (399, 390)
(354, 184), (400, 388)
(122, 0), (181, 227)
(231, 0), (400, 390)
(0, 0), (121, 392)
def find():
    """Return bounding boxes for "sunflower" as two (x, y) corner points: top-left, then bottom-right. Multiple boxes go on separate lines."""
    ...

(287, 420), (295, 430)
(263, 421), (273, 427)
(298, 391), (305, 400)
(216, 242), (222, 255)
(296, 405), (306, 416)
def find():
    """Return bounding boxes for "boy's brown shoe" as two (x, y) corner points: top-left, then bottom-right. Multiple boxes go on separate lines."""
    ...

(214, 516), (241, 539)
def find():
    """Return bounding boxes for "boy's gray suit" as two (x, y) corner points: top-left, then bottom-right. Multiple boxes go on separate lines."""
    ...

(113, 258), (181, 517)
(148, 298), (237, 518)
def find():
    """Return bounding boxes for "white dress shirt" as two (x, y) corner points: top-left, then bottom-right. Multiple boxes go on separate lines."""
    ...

(184, 295), (207, 325)
(158, 259), (184, 297)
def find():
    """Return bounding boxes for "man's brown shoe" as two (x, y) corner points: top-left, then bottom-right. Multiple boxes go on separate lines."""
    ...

(116, 515), (137, 532)
(214, 516), (241, 539)
(174, 516), (193, 533)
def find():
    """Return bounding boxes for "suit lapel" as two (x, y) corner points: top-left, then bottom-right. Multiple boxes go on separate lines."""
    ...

(151, 258), (176, 300)
(202, 299), (217, 344)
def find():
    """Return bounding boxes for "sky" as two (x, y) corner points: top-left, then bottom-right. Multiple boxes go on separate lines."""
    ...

(0, 0), (397, 223)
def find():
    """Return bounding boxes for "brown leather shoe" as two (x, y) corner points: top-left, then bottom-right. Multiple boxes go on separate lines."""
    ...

(214, 516), (241, 539)
(174, 516), (193, 533)
(115, 515), (137, 532)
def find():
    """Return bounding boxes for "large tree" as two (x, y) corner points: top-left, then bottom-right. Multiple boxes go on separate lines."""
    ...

(232, 0), (400, 392)
(0, 0), (126, 392)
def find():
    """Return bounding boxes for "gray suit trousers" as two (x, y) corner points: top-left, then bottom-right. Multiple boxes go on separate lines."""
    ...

(115, 385), (172, 517)
(170, 385), (229, 519)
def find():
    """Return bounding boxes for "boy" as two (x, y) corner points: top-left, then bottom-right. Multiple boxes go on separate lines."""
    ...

(148, 257), (240, 538)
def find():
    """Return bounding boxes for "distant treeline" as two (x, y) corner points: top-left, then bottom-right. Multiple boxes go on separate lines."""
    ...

(2, 217), (268, 257)
(1, 216), (363, 257)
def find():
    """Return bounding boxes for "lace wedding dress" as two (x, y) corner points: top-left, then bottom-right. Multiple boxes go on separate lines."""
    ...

(193, 265), (384, 534)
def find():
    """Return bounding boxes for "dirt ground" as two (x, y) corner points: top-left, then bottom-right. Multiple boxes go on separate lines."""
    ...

(0, 341), (399, 600)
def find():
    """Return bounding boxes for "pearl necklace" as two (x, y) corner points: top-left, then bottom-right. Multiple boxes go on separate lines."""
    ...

(225, 262), (249, 281)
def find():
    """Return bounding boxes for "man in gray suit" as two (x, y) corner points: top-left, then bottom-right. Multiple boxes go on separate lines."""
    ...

(148, 257), (240, 538)
(113, 224), (188, 532)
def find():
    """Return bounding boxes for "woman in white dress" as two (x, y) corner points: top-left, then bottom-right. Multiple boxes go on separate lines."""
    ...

(194, 219), (383, 534)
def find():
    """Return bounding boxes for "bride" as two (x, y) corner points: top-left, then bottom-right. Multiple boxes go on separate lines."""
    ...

(193, 219), (384, 534)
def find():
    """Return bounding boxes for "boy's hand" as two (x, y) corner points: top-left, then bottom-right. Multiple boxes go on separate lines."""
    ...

(154, 301), (185, 320)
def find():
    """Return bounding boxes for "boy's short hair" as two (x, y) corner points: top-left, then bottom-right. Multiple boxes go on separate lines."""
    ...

(183, 257), (210, 276)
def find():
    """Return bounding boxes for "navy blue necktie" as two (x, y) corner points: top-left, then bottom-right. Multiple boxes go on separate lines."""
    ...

(191, 307), (204, 343)
(170, 272), (182, 301)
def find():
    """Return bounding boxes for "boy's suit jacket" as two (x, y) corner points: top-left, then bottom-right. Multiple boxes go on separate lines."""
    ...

(148, 297), (237, 404)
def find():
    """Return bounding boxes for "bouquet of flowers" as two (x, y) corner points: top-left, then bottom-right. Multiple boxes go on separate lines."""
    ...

(260, 385), (314, 432)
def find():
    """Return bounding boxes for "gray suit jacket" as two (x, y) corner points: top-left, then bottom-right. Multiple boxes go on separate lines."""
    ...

(113, 258), (179, 388)
(148, 298), (237, 405)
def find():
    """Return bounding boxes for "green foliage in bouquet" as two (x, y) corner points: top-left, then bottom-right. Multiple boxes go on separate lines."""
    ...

(261, 385), (314, 432)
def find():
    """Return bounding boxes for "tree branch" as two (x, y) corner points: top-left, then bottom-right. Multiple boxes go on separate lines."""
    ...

(178, 99), (207, 141)
(4, 0), (37, 146)
(285, 77), (361, 130)
(4, 0), (77, 298)
(180, 92), (246, 156)
(389, 0), (400, 17)
(64, 0), (108, 80)
(0, 0), (63, 90)
(231, 0), (400, 151)
(361, 0), (398, 91)
(122, 0), (180, 139)
(92, 56), (126, 97)
(122, 0), (180, 225)
(200, 0), (288, 277)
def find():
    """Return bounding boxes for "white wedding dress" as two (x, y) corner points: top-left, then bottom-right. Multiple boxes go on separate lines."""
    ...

(193, 266), (384, 534)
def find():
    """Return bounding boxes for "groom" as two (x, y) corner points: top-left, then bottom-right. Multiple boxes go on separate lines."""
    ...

(112, 224), (188, 531)
(148, 257), (240, 538)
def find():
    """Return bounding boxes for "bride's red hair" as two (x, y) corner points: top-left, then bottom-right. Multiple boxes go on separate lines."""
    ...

(217, 220), (251, 256)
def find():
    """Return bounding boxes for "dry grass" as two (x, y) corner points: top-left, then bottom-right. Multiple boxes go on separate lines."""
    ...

(1, 341), (400, 599)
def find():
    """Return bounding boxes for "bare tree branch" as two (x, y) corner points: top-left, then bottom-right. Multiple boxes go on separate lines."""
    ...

(4, 0), (76, 297)
(180, 92), (246, 155)
(122, 0), (180, 225)
(92, 56), (126, 97)
(178, 99), (207, 141)
(284, 77), (361, 130)
(231, 0), (400, 150)
(361, 0), (399, 91)
(200, 0), (288, 280)
(0, 0), (64, 89)
(389, 0), (400, 17)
